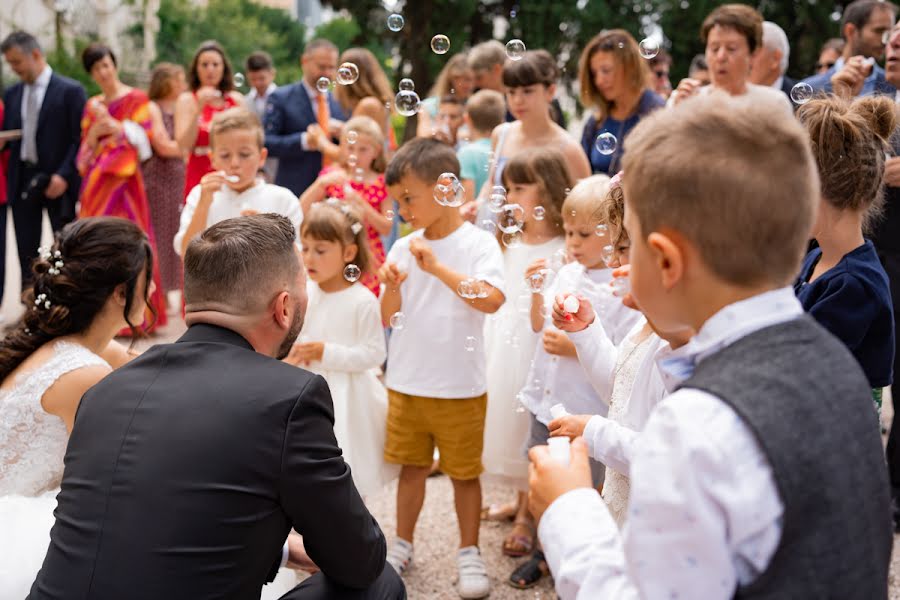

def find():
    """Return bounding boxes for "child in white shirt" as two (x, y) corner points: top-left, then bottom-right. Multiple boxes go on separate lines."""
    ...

(174, 108), (302, 256)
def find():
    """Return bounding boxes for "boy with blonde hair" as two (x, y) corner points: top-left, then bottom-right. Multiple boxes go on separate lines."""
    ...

(457, 89), (505, 213)
(175, 108), (301, 256)
(528, 95), (891, 598)
(380, 138), (505, 599)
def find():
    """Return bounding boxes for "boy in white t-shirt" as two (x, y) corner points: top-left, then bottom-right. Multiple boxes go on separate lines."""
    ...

(379, 138), (505, 599)
(174, 108), (302, 256)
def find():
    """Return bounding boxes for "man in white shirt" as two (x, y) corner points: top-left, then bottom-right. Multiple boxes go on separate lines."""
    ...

(529, 95), (891, 599)
(245, 51), (278, 181)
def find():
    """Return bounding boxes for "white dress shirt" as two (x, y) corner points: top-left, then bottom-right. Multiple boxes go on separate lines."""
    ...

(20, 65), (52, 161)
(174, 178), (302, 254)
(246, 82), (277, 120)
(539, 287), (803, 600)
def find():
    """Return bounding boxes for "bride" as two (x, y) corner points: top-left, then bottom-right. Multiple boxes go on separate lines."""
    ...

(0, 217), (154, 597)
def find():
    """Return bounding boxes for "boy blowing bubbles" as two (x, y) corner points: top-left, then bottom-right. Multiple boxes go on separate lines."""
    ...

(528, 95), (891, 598)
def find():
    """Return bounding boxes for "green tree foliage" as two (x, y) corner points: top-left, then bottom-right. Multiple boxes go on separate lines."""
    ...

(154, 0), (306, 85)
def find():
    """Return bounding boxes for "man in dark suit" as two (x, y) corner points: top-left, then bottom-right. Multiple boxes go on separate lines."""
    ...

(750, 21), (796, 99)
(801, 0), (897, 97)
(29, 214), (404, 599)
(1, 31), (85, 295)
(264, 39), (347, 196)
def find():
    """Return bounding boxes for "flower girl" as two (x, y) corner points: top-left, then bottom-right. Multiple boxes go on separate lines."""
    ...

(286, 201), (398, 497)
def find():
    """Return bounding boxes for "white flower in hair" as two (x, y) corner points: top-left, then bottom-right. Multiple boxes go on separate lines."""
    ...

(325, 197), (342, 208)
(351, 222), (363, 235)
(38, 246), (51, 260)
(34, 293), (50, 310)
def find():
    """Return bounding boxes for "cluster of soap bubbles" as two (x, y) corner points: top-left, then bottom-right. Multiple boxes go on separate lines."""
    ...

(343, 264), (361, 282)
(431, 34), (451, 55)
(337, 62), (360, 85)
(639, 38), (660, 59)
(595, 132), (618, 155)
(434, 172), (466, 207)
(790, 82), (814, 105)
(506, 39), (526, 60)
(458, 278), (490, 300)
(487, 185), (508, 213)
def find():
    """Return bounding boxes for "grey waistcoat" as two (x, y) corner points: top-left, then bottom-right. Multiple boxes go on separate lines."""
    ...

(680, 316), (891, 599)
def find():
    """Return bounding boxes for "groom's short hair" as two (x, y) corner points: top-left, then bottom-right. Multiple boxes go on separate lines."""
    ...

(183, 214), (299, 313)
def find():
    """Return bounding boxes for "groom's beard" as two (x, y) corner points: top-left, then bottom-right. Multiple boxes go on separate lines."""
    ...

(275, 307), (304, 360)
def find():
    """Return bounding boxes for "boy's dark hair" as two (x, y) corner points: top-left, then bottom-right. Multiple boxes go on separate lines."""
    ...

(502, 49), (559, 89)
(385, 138), (460, 186)
(81, 43), (116, 73)
(842, 0), (898, 39)
(245, 51), (273, 72)
(465, 89), (506, 133)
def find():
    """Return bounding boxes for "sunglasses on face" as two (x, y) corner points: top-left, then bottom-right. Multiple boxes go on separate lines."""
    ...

(816, 61), (835, 70)
(654, 70), (668, 78)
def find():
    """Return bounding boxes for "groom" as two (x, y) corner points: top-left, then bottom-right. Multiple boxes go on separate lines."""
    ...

(29, 215), (405, 599)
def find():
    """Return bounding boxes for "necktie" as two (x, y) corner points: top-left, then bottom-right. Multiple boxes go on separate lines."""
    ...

(22, 84), (39, 163)
(316, 92), (331, 167)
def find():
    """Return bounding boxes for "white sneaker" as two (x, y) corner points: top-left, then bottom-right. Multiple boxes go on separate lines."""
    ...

(386, 538), (413, 576)
(457, 546), (490, 598)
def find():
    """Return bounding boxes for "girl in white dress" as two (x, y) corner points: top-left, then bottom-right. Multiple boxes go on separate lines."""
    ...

(0, 218), (155, 598)
(287, 201), (398, 498)
(481, 149), (576, 557)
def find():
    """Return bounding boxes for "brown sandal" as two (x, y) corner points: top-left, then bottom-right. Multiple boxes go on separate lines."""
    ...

(480, 501), (517, 522)
(502, 519), (535, 557)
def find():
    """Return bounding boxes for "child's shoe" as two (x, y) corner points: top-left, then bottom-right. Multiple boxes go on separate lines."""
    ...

(457, 545), (490, 598)
(386, 538), (413, 576)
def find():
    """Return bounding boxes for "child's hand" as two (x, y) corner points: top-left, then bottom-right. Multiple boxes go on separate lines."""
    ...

(548, 414), (592, 439)
(318, 168), (346, 190)
(524, 258), (547, 282)
(378, 262), (408, 289)
(409, 238), (439, 274)
(344, 188), (369, 216)
(551, 294), (594, 332)
(543, 328), (577, 357)
(199, 170), (226, 199)
(284, 341), (325, 366)
(528, 437), (593, 522)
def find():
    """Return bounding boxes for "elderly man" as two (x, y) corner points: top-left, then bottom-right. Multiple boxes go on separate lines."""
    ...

(750, 21), (795, 98)
(801, 0), (896, 96)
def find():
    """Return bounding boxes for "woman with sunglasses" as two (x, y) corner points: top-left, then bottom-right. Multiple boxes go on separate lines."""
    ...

(577, 30), (665, 176)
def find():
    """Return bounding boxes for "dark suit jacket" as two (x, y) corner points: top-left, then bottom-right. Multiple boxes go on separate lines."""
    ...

(780, 75), (797, 99)
(801, 63), (896, 96)
(2, 72), (86, 220)
(263, 81), (347, 196)
(29, 324), (386, 600)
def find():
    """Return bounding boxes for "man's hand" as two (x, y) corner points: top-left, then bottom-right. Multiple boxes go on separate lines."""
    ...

(284, 342), (325, 366)
(548, 414), (592, 439)
(885, 156), (900, 188)
(542, 328), (577, 357)
(44, 174), (68, 200)
(831, 55), (871, 98)
(306, 124), (323, 150)
(409, 237), (439, 273)
(551, 294), (595, 332)
(286, 532), (320, 574)
(528, 437), (593, 522)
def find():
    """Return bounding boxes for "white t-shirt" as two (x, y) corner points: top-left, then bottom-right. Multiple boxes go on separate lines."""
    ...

(174, 179), (302, 255)
(385, 222), (505, 398)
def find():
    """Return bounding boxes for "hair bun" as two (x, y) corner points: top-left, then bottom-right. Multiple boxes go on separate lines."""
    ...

(851, 96), (898, 143)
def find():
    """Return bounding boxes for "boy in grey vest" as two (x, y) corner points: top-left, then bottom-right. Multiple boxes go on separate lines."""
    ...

(526, 93), (892, 599)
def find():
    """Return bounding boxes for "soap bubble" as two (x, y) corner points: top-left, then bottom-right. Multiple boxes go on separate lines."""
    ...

(458, 278), (476, 299)
(464, 336), (477, 352)
(601, 244), (615, 263)
(595, 223), (608, 237)
(595, 132), (618, 155)
(387, 13), (405, 31)
(353, 167), (364, 182)
(548, 248), (568, 272)
(233, 72), (245, 87)
(790, 82), (814, 105)
(316, 76), (331, 93)
(480, 220), (497, 234)
(343, 264), (361, 282)
(347, 154), (358, 168)
(527, 270), (551, 293)
(431, 34), (451, 55)
(473, 279), (490, 299)
(506, 39), (526, 60)
(386, 208), (395, 219)
(399, 78), (415, 91)
(433, 172), (465, 207)
(610, 276), (630, 297)
(394, 90), (422, 116)
(502, 231), (523, 248)
(390, 312), (406, 329)
(337, 62), (359, 85)
(639, 38), (660, 59)
(346, 130), (358, 144)
(533, 206), (546, 221)
(488, 186), (507, 213)
(498, 203), (525, 234)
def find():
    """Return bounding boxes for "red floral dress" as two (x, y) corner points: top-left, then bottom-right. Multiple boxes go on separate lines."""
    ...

(320, 167), (387, 296)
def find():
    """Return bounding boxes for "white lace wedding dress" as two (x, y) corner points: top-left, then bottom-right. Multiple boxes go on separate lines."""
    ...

(0, 341), (109, 598)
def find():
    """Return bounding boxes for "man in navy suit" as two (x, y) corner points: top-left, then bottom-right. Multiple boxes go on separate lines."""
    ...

(1, 31), (85, 295)
(801, 0), (897, 97)
(264, 39), (347, 196)
(750, 22), (796, 99)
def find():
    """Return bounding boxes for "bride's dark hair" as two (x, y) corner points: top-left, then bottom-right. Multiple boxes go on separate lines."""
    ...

(0, 217), (155, 380)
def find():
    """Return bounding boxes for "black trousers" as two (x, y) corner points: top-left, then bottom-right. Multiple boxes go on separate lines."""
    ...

(12, 165), (75, 287)
(879, 250), (900, 497)
(279, 566), (406, 600)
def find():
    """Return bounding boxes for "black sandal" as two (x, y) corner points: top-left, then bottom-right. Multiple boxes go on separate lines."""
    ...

(507, 550), (548, 589)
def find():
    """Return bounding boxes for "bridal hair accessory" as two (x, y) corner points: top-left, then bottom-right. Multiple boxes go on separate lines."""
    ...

(609, 170), (624, 190)
(34, 293), (51, 310)
(351, 222), (363, 235)
(38, 246), (64, 276)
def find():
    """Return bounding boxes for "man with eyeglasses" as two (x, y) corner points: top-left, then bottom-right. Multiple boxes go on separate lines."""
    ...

(648, 49), (672, 99)
(801, 0), (897, 96)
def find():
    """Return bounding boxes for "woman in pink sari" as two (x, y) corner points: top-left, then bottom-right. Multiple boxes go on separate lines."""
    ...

(77, 43), (166, 331)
